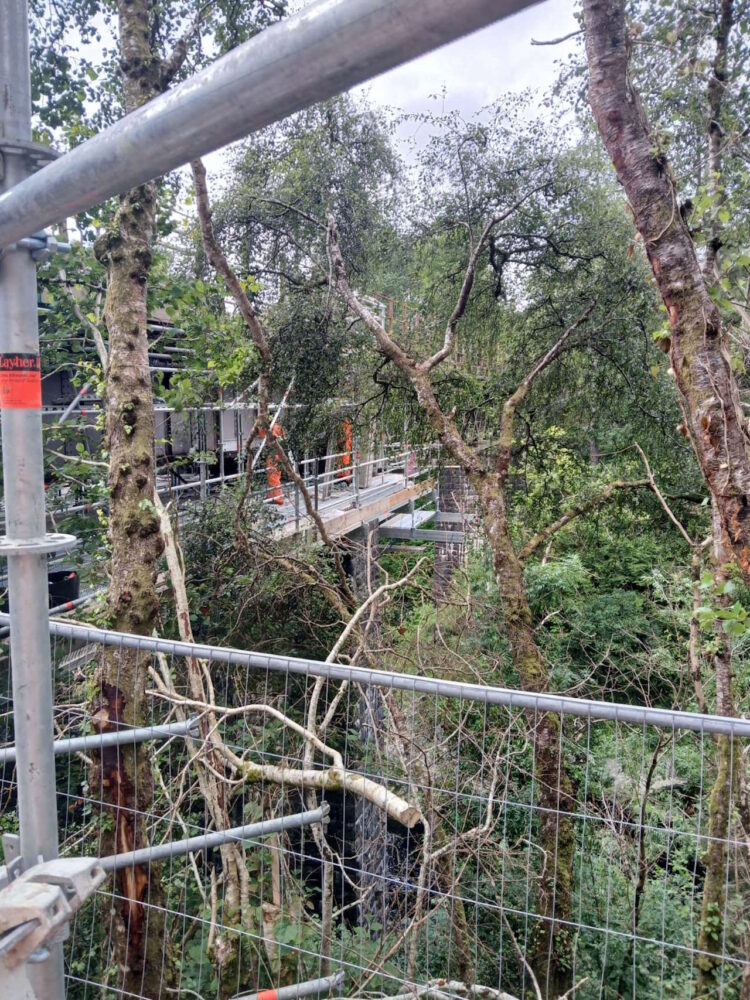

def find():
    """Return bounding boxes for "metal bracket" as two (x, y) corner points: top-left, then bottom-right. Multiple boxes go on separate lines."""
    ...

(0, 138), (68, 264)
(0, 835), (23, 891)
(0, 138), (59, 186)
(0, 142), (61, 269)
(0, 856), (104, 969)
(2, 834), (21, 866)
(0, 533), (77, 557)
(17, 231), (71, 263)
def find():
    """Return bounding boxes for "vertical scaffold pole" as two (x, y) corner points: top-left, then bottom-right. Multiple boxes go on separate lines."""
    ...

(218, 398), (225, 485)
(199, 409), (207, 499)
(0, 3), (67, 998)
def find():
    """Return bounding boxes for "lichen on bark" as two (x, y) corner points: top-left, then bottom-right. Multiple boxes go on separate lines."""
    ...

(87, 1), (173, 993)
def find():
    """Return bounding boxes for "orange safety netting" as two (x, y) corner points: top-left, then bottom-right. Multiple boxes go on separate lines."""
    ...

(336, 419), (353, 482)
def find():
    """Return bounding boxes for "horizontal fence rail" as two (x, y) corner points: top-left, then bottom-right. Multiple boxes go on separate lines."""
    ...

(101, 808), (328, 872)
(0, 717), (199, 764)
(33, 618), (750, 739)
(0, 0), (537, 247)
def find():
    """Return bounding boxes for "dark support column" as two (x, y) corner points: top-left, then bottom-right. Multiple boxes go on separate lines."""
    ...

(433, 465), (467, 602)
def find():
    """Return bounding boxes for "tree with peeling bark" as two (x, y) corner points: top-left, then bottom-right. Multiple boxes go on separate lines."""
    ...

(188, 149), (484, 989)
(327, 216), (589, 996)
(196, 95), (399, 459)
(22, 5), (750, 997)
(316, 110), (689, 994)
(583, 0), (750, 585)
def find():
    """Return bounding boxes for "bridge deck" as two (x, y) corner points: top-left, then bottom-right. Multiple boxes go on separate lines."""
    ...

(273, 472), (434, 540)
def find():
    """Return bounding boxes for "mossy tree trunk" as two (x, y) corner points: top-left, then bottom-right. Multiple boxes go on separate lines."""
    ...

(90, 2), (173, 994)
(696, 509), (740, 995)
(477, 484), (575, 997)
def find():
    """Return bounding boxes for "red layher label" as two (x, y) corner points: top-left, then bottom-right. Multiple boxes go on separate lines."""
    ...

(0, 353), (42, 409)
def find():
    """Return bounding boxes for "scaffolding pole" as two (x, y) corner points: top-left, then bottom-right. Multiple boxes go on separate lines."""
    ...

(101, 807), (327, 871)
(0, 3), (68, 997)
(252, 378), (294, 471)
(34, 618), (750, 740)
(0, 0), (536, 248)
(0, 718), (199, 765)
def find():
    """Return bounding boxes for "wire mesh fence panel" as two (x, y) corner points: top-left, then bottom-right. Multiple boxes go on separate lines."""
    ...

(0, 627), (748, 999)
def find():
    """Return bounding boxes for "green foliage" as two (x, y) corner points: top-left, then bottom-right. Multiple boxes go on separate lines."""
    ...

(524, 553), (591, 615)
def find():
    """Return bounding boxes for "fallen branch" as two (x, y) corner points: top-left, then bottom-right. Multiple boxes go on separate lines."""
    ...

(364, 980), (520, 1000)
(237, 753), (421, 829)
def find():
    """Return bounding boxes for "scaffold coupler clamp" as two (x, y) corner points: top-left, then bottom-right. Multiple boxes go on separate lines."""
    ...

(0, 227), (72, 263)
(0, 833), (104, 976)
(0, 140), (70, 262)
(16, 230), (72, 262)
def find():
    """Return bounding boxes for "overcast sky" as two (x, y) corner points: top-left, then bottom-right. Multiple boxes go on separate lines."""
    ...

(286, 0), (580, 138)
(196, 3), (581, 212)
(353, 2), (579, 124)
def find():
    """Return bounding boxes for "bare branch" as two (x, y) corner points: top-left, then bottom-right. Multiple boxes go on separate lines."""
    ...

(327, 216), (486, 482)
(149, 688), (422, 828)
(373, 982), (520, 1000)
(531, 29), (583, 46)
(633, 441), (693, 546)
(58, 269), (108, 369)
(326, 557), (426, 663)
(420, 185), (549, 374)
(249, 194), (325, 230)
(160, 1), (214, 89)
(268, 440), (357, 602)
(190, 157), (269, 361)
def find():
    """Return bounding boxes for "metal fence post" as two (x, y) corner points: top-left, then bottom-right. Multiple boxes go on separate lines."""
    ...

(218, 405), (225, 485)
(294, 475), (300, 530)
(0, 3), (68, 996)
(199, 409), (207, 499)
(236, 409), (244, 474)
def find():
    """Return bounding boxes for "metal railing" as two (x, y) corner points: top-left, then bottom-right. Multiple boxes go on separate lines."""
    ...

(0, 622), (745, 999)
